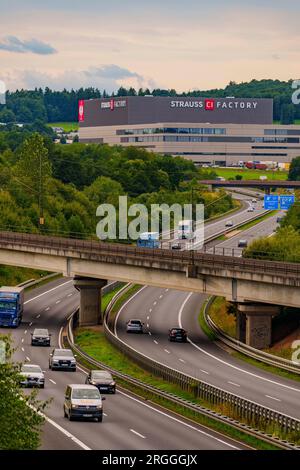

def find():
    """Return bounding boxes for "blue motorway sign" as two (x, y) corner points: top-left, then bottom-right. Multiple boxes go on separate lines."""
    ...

(264, 195), (279, 210)
(280, 195), (295, 210)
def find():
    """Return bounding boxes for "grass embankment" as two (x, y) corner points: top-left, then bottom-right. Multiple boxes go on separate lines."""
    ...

(201, 297), (300, 384)
(74, 288), (285, 449)
(215, 168), (288, 181)
(47, 122), (78, 132)
(0, 265), (50, 286)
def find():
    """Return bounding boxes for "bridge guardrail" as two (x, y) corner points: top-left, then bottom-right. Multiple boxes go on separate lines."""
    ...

(101, 286), (300, 445)
(1, 230), (300, 278)
(204, 296), (300, 375)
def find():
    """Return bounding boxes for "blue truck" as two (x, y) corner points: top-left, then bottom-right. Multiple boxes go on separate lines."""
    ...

(137, 232), (160, 249)
(0, 286), (24, 328)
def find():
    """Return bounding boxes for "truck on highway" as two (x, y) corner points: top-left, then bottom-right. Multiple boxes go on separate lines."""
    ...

(178, 220), (195, 240)
(136, 232), (160, 249)
(0, 286), (24, 327)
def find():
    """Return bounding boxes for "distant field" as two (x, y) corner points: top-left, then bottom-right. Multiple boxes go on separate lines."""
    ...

(214, 168), (288, 181)
(48, 122), (78, 132)
(273, 120), (300, 125)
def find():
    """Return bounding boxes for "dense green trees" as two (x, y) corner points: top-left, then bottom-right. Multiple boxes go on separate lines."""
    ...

(0, 336), (47, 449)
(0, 79), (299, 124)
(288, 156), (300, 181)
(0, 129), (234, 240)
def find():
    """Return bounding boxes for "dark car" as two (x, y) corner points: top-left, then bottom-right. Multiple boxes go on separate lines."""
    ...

(20, 364), (45, 388)
(86, 370), (116, 394)
(171, 242), (181, 250)
(49, 348), (76, 371)
(168, 328), (187, 343)
(31, 328), (51, 346)
(126, 319), (144, 333)
(238, 239), (248, 248)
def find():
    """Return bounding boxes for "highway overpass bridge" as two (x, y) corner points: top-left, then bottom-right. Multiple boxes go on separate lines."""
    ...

(199, 179), (300, 193)
(0, 231), (300, 349)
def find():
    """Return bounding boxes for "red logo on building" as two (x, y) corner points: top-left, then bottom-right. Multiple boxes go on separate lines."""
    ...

(78, 100), (85, 122)
(110, 99), (115, 111)
(205, 99), (215, 111)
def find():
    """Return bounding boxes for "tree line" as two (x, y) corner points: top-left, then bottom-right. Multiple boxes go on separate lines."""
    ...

(0, 79), (299, 125)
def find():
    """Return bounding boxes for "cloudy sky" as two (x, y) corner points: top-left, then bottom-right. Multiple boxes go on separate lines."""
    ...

(1, 0), (299, 92)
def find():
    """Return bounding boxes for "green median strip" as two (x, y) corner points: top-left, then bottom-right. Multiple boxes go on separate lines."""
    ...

(73, 287), (282, 450)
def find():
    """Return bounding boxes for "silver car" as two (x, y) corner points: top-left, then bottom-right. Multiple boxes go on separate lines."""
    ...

(126, 319), (144, 333)
(49, 348), (76, 371)
(20, 364), (45, 388)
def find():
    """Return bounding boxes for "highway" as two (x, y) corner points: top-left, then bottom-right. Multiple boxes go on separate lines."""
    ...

(0, 278), (245, 450)
(114, 212), (300, 422)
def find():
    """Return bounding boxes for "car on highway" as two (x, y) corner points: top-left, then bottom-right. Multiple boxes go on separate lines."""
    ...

(63, 384), (105, 422)
(251, 198), (257, 204)
(168, 327), (187, 343)
(20, 364), (45, 388)
(225, 220), (233, 228)
(171, 242), (181, 250)
(31, 328), (51, 346)
(247, 206), (254, 212)
(49, 348), (77, 371)
(238, 239), (248, 248)
(85, 370), (116, 394)
(126, 319), (144, 333)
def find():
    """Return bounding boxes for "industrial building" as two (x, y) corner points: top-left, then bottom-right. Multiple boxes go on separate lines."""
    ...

(78, 96), (300, 166)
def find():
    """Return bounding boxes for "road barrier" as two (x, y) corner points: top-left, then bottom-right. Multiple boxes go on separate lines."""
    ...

(204, 296), (300, 375)
(101, 287), (300, 446)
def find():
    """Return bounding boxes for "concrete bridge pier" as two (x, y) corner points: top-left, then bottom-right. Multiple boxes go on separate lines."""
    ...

(74, 276), (107, 326)
(236, 303), (280, 350)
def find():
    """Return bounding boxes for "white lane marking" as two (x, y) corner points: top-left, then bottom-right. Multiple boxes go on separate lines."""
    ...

(164, 349), (170, 354)
(159, 295), (163, 299)
(21, 347), (24, 352)
(58, 327), (63, 348)
(165, 289), (169, 292)
(179, 358), (185, 363)
(67, 293), (73, 297)
(265, 395), (281, 402)
(228, 381), (240, 388)
(146, 316), (150, 320)
(43, 414), (90, 450)
(49, 379), (56, 385)
(154, 340), (158, 345)
(117, 390), (238, 449)
(114, 285), (148, 337)
(56, 300), (61, 304)
(130, 429), (146, 439)
(45, 307), (50, 311)
(29, 322), (33, 327)
(26, 356), (30, 362)
(24, 330), (27, 335)
(24, 280), (73, 305)
(147, 324), (149, 328)
(69, 354), (239, 449)
(178, 293), (300, 394)
(36, 314), (41, 319)
(103, 413), (108, 417)
(21, 338), (24, 343)
(148, 332), (152, 336)
(149, 309), (152, 313)
(200, 369), (209, 375)
(153, 301), (157, 306)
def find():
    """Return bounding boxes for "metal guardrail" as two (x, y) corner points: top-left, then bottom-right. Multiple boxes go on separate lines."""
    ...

(204, 296), (300, 375)
(17, 272), (61, 289)
(65, 305), (298, 449)
(100, 287), (300, 447)
(1, 230), (300, 278)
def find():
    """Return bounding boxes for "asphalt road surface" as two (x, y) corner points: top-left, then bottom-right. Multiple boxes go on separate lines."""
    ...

(0, 278), (245, 450)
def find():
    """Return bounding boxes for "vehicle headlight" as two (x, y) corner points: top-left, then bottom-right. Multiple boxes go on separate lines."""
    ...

(110, 382), (115, 386)
(90, 381), (96, 385)
(71, 404), (79, 409)
(96, 405), (102, 410)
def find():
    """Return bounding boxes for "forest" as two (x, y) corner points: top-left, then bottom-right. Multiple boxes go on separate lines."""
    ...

(0, 79), (298, 125)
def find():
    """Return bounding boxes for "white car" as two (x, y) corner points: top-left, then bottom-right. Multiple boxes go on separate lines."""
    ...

(247, 206), (254, 212)
(20, 364), (45, 388)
